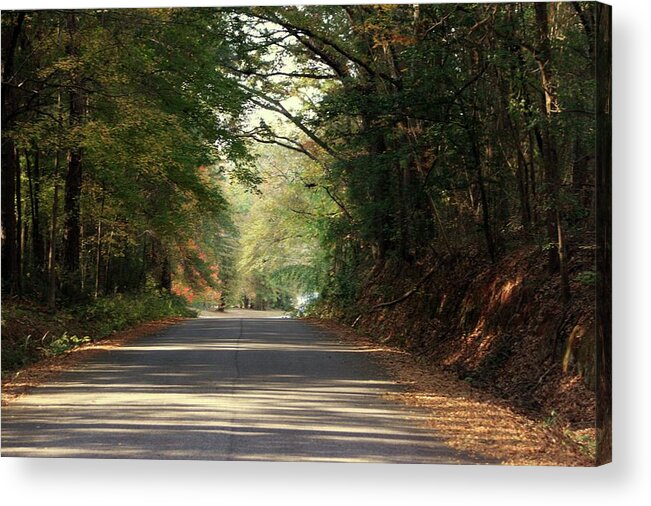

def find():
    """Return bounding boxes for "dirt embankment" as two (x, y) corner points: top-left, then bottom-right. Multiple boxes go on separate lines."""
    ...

(310, 317), (592, 466)
(340, 244), (597, 459)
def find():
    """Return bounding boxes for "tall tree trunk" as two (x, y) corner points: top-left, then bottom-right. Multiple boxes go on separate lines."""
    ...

(534, 3), (570, 302)
(527, 131), (537, 200)
(22, 219), (29, 278)
(139, 233), (148, 289)
(62, 12), (84, 290)
(15, 151), (23, 293)
(104, 229), (114, 295)
(572, 137), (593, 211)
(364, 115), (392, 263)
(160, 254), (172, 292)
(595, 2), (612, 466)
(25, 148), (45, 272)
(48, 89), (65, 309)
(497, 74), (532, 230)
(557, 210), (570, 304)
(48, 152), (61, 309)
(516, 148), (532, 229)
(1, 12), (25, 295)
(94, 195), (105, 298)
(470, 132), (496, 263)
(1, 141), (19, 295)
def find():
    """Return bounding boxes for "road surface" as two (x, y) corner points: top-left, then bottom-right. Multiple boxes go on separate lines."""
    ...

(2, 317), (484, 463)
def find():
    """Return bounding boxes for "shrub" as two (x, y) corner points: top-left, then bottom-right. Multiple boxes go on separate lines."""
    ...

(79, 291), (197, 338)
(44, 333), (91, 356)
(2, 290), (196, 376)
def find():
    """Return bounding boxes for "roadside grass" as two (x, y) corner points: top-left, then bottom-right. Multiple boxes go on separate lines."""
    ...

(1, 291), (196, 377)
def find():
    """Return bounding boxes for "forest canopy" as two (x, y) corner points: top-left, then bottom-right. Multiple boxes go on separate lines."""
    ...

(2, 3), (599, 310)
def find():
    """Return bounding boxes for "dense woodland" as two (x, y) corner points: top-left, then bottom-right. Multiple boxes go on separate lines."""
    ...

(1, 3), (610, 463)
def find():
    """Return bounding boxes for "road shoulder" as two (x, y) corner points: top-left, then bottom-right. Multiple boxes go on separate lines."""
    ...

(305, 317), (592, 466)
(1, 317), (186, 406)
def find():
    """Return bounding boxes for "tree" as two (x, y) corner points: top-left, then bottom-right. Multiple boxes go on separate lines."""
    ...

(2, 8), (255, 303)
(1, 11), (25, 295)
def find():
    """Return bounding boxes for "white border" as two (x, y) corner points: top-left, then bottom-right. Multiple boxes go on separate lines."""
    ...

(2, 1), (650, 504)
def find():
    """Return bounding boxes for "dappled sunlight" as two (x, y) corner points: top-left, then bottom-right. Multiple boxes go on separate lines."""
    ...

(2, 319), (482, 464)
(317, 320), (591, 466)
(393, 389), (564, 465)
(439, 274), (525, 372)
(120, 342), (392, 353)
(496, 276), (523, 306)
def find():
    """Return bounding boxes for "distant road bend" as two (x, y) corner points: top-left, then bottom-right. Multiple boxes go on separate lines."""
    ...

(2, 315), (484, 463)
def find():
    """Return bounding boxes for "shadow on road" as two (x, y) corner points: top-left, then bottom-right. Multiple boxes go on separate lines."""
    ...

(2, 319), (495, 464)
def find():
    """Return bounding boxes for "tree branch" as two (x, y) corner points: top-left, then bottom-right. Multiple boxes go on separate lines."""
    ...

(222, 63), (337, 81)
(369, 265), (438, 312)
(240, 83), (341, 160)
(320, 185), (354, 222)
(245, 134), (321, 162)
(251, 9), (398, 85)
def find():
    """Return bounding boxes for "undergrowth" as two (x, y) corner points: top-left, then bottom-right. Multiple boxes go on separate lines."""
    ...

(1, 291), (196, 376)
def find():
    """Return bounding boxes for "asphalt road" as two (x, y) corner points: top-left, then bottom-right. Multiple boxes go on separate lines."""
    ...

(2, 317), (483, 463)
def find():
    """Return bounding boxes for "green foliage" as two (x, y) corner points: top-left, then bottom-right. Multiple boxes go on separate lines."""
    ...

(227, 2), (598, 322)
(575, 270), (597, 286)
(1, 292), (195, 375)
(4, 4), (599, 355)
(543, 410), (560, 428)
(226, 144), (334, 309)
(1, 334), (36, 372)
(565, 428), (597, 458)
(3, 8), (257, 304)
(44, 333), (91, 356)
(80, 291), (196, 337)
